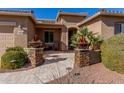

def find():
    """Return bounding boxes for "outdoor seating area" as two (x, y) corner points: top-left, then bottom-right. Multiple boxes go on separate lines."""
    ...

(44, 41), (59, 50)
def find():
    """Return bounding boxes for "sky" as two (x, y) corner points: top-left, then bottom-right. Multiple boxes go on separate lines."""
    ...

(0, 8), (124, 19)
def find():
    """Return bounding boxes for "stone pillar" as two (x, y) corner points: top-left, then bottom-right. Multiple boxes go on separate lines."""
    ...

(89, 50), (101, 65)
(61, 25), (68, 51)
(75, 49), (101, 68)
(75, 49), (90, 67)
(28, 48), (44, 67)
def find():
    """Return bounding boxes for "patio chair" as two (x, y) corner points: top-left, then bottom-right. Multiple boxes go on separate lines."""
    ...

(53, 41), (59, 50)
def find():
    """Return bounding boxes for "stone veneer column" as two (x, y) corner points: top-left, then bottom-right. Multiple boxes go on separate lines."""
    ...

(61, 25), (68, 51)
(75, 49), (101, 68)
(28, 48), (44, 67)
(14, 26), (27, 47)
(75, 49), (90, 67)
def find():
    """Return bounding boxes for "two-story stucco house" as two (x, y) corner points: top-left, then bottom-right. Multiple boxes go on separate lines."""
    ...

(0, 9), (124, 55)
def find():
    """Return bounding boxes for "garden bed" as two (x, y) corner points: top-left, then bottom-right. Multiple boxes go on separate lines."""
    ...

(0, 62), (33, 73)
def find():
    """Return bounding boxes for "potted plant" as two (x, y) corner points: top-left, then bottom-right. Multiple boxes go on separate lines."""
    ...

(70, 27), (89, 49)
(77, 36), (88, 49)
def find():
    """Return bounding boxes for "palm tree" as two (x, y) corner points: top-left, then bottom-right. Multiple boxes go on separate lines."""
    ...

(70, 27), (89, 49)
(71, 27), (103, 50)
(89, 35), (103, 50)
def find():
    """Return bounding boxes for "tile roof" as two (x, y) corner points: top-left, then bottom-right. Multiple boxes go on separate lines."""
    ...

(56, 11), (88, 21)
(0, 10), (33, 16)
(77, 9), (124, 26)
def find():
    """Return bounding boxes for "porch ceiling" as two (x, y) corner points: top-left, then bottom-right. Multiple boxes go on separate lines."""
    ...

(35, 23), (63, 29)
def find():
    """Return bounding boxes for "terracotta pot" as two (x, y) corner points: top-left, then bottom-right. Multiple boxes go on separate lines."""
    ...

(77, 43), (89, 49)
(92, 44), (100, 50)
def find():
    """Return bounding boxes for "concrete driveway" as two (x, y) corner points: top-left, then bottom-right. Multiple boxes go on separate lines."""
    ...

(0, 51), (74, 84)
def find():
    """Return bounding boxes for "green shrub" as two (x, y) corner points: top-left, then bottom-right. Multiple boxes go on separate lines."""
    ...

(6, 46), (27, 57)
(1, 46), (27, 69)
(6, 46), (25, 53)
(1, 51), (27, 69)
(101, 34), (124, 73)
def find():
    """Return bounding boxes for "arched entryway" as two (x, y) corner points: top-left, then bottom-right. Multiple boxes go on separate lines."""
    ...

(68, 27), (78, 50)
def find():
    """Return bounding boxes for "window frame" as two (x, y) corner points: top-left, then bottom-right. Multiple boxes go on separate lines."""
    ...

(44, 31), (54, 43)
(115, 22), (124, 34)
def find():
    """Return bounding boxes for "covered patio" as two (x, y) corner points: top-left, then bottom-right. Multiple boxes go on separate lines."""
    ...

(35, 23), (63, 50)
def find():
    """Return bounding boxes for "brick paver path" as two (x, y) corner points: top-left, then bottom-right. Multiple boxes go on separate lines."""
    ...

(0, 51), (74, 84)
(1, 51), (124, 84)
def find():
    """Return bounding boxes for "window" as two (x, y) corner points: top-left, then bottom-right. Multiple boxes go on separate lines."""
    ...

(44, 31), (54, 43)
(115, 23), (124, 34)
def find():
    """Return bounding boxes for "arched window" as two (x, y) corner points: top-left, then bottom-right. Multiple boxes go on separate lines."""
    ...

(115, 22), (124, 34)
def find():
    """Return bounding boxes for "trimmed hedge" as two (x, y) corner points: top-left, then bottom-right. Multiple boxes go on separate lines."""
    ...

(101, 34), (124, 73)
(1, 47), (27, 69)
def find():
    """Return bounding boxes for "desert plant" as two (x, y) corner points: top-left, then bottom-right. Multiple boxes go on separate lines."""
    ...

(70, 33), (79, 48)
(6, 46), (27, 56)
(71, 27), (103, 50)
(101, 34), (124, 74)
(88, 35), (103, 50)
(70, 27), (89, 49)
(1, 46), (27, 69)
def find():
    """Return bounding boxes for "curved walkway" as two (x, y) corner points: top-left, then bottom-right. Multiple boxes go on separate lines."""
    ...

(0, 51), (74, 84)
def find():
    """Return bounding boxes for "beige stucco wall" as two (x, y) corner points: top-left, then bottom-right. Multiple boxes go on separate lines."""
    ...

(27, 18), (35, 42)
(14, 26), (27, 47)
(81, 16), (124, 40)
(83, 17), (102, 36)
(60, 16), (85, 26)
(58, 16), (84, 50)
(0, 15), (28, 27)
(0, 15), (35, 48)
(101, 16), (124, 39)
(0, 26), (14, 48)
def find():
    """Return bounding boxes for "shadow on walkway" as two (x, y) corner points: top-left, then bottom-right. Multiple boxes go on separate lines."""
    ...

(44, 57), (67, 65)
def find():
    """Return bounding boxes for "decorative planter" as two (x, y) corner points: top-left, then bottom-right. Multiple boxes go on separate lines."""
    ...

(75, 49), (101, 68)
(77, 43), (89, 49)
(28, 48), (44, 67)
(89, 50), (101, 65)
(75, 49), (90, 67)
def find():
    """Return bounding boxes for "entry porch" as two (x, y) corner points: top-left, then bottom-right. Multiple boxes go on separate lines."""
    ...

(35, 23), (78, 51)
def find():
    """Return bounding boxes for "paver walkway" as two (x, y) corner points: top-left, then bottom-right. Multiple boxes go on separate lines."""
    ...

(0, 51), (74, 84)
(1, 51), (124, 84)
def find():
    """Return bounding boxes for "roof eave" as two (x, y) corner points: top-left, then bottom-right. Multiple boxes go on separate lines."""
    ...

(56, 12), (88, 22)
(77, 11), (124, 27)
(77, 12), (101, 27)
